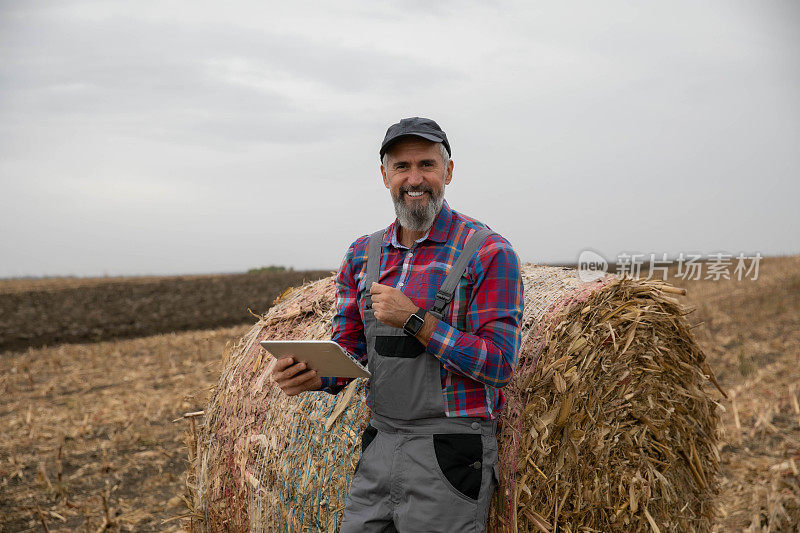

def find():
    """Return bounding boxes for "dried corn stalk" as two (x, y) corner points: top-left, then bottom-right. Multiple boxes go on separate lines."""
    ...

(188, 265), (721, 532)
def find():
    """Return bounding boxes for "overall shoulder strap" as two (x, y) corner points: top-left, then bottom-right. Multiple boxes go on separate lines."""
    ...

(364, 229), (385, 308)
(430, 227), (493, 318)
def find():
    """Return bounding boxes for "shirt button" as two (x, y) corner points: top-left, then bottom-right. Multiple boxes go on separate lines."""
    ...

(471, 461), (482, 469)
(398, 282), (404, 288)
(471, 422), (480, 430)
(406, 252), (412, 257)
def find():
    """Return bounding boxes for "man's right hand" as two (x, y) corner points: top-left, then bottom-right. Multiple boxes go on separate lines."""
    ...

(271, 356), (323, 396)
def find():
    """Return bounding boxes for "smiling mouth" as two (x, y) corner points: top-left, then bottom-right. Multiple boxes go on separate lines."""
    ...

(405, 190), (428, 199)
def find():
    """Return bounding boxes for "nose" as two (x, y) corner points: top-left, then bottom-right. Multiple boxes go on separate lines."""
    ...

(407, 166), (424, 186)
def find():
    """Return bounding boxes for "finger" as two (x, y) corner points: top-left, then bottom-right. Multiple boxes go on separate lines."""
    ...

(370, 282), (386, 294)
(270, 357), (294, 378)
(274, 361), (306, 382)
(276, 361), (307, 382)
(284, 375), (322, 396)
(272, 356), (295, 372)
(280, 368), (315, 387)
(372, 290), (392, 303)
(280, 369), (317, 391)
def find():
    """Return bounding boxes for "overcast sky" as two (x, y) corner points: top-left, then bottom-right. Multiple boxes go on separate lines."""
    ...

(1, 1), (798, 277)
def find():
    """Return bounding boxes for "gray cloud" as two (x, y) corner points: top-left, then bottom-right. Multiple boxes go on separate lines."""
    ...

(0, 0), (798, 277)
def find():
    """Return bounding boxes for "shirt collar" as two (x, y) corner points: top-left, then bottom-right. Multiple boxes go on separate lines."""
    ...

(386, 199), (454, 249)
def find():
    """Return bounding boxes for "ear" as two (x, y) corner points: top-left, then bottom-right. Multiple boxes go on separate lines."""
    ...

(381, 164), (390, 189)
(444, 159), (454, 185)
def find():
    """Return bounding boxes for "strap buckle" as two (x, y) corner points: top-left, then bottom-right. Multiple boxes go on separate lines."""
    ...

(435, 289), (453, 303)
(431, 289), (453, 315)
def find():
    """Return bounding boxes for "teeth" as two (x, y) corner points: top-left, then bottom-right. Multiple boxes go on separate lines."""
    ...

(406, 191), (424, 197)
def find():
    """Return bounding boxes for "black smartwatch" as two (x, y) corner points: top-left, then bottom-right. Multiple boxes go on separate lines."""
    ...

(403, 308), (428, 337)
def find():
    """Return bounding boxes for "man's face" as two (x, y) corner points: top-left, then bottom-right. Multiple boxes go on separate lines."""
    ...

(381, 138), (453, 232)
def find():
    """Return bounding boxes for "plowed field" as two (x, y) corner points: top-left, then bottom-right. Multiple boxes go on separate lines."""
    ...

(0, 270), (330, 352)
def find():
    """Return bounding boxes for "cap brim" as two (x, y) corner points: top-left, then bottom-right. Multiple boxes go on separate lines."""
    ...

(380, 132), (444, 156)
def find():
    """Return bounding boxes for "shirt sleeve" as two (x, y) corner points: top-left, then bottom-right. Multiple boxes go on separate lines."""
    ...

(319, 240), (368, 394)
(425, 235), (523, 389)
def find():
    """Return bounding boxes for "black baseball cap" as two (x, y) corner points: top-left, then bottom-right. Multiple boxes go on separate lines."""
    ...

(379, 117), (451, 160)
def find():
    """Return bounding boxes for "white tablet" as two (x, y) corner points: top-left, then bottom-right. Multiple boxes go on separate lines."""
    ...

(260, 340), (370, 378)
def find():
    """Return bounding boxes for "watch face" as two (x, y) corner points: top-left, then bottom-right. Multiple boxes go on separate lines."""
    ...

(404, 313), (424, 335)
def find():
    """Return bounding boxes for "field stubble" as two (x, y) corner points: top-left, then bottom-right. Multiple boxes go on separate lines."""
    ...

(1, 257), (799, 531)
(668, 256), (800, 530)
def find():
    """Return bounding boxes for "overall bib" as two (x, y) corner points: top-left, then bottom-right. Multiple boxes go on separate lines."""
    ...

(339, 228), (499, 533)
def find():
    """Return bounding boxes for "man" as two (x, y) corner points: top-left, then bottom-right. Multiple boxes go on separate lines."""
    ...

(271, 117), (524, 532)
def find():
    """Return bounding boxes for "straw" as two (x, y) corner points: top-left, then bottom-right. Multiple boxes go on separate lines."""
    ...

(188, 265), (722, 532)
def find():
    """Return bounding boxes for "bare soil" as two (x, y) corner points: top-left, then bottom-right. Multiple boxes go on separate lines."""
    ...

(0, 270), (330, 352)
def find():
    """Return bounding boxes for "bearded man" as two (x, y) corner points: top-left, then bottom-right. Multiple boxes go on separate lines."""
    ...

(271, 117), (524, 532)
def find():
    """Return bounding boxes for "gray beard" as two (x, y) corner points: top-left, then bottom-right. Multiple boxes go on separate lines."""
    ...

(391, 186), (445, 233)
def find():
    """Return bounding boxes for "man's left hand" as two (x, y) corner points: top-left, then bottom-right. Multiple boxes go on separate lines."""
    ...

(370, 282), (418, 328)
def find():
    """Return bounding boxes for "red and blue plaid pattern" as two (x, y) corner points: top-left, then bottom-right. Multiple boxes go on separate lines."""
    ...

(320, 200), (524, 419)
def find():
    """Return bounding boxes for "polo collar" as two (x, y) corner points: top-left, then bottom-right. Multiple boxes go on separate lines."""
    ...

(386, 199), (454, 248)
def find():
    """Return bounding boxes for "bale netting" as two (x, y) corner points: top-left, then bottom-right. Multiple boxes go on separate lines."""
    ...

(187, 264), (723, 532)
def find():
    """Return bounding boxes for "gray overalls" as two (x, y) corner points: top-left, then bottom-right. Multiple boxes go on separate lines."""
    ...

(339, 228), (498, 533)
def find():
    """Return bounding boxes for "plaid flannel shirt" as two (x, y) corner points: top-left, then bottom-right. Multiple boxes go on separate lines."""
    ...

(319, 200), (523, 419)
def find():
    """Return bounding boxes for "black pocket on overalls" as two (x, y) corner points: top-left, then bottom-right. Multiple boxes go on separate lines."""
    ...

(354, 424), (378, 475)
(433, 434), (483, 500)
(375, 336), (426, 358)
(361, 424), (378, 453)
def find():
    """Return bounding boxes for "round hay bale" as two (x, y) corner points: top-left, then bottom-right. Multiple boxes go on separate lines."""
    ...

(187, 264), (722, 532)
